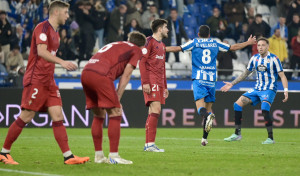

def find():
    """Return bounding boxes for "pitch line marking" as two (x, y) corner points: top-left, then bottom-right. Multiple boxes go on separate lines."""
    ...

(0, 168), (62, 176)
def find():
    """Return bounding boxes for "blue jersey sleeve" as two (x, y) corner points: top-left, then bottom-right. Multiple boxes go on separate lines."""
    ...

(247, 56), (255, 71)
(273, 56), (283, 72)
(180, 39), (195, 51)
(216, 41), (230, 52)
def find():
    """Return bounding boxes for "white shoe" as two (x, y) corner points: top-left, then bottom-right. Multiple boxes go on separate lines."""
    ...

(205, 113), (215, 132)
(108, 154), (133, 165)
(95, 154), (108, 163)
(144, 144), (165, 152)
(201, 138), (208, 146)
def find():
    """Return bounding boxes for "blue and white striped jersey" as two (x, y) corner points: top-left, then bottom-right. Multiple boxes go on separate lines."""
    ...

(247, 52), (283, 91)
(181, 38), (230, 82)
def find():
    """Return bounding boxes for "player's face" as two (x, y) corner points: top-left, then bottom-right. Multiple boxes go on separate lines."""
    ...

(161, 24), (169, 38)
(257, 40), (269, 55)
(58, 7), (69, 25)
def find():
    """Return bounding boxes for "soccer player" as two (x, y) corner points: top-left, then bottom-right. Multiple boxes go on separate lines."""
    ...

(81, 31), (146, 164)
(221, 37), (288, 144)
(140, 19), (169, 152)
(166, 25), (256, 146)
(0, 1), (89, 165)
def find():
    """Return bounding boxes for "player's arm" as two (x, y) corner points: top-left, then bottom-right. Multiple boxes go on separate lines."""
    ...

(166, 46), (182, 52)
(221, 70), (253, 92)
(116, 63), (135, 100)
(37, 44), (77, 71)
(139, 47), (151, 94)
(230, 35), (256, 51)
(278, 71), (288, 102)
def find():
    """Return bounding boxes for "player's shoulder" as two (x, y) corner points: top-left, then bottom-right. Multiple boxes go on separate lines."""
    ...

(34, 20), (50, 34)
(145, 36), (154, 46)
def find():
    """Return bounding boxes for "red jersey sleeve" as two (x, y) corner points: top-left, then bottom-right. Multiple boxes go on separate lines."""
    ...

(35, 24), (49, 46)
(129, 47), (142, 68)
(139, 42), (152, 85)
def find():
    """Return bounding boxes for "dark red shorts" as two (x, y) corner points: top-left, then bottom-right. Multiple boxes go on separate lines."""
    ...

(143, 84), (166, 106)
(21, 84), (62, 112)
(81, 70), (120, 109)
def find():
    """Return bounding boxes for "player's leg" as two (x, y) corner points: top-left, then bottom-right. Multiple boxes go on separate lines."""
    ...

(106, 107), (133, 164)
(91, 108), (107, 163)
(144, 101), (164, 152)
(48, 106), (89, 164)
(261, 101), (274, 144)
(195, 99), (210, 146)
(0, 109), (35, 165)
(224, 95), (252, 142)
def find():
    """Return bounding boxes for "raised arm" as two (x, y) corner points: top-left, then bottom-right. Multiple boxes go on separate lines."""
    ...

(220, 70), (253, 92)
(230, 35), (256, 51)
(278, 71), (288, 102)
(166, 46), (182, 52)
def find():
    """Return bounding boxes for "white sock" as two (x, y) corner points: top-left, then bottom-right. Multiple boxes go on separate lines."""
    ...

(95, 151), (104, 156)
(1, 148), (10, 153)
(63, 150), (73, 158)
(109, 152), (118, 157)
(146, 142), (154, 147)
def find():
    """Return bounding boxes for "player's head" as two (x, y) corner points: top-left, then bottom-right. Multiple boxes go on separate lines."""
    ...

(198, 25), (210, 38)
(128, 31), (147, 47)
(48, 0), (70, 25)
(257, 37), (269, 55)
(151, 19), (168, 38)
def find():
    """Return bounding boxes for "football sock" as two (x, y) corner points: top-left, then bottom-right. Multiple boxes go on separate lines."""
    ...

(1, 148), (10, 154)
(64, 154), (75, 161)
(92, 117), (104, 151)
(234, 103), (243, 135)
(52, 120), (70, 153)
(108, 116), (121, 153)
(3, 117), (26, 150)
(198, 108), (209, 139)
(146, 113), (159, 143)
(262, 110), (273, 140)
(95, 151), (104, 156)
(63, 151), (73, 158)
(203, 117), (208, 139)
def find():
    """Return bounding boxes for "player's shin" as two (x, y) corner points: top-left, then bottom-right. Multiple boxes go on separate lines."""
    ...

(92, 117), (104, 151)
(198, 107), (209, 139)
(145, 113), (159, 145)
(108, 116), (121, 155)
(52, 120), (72, 158)
(234, 103), (243, 135)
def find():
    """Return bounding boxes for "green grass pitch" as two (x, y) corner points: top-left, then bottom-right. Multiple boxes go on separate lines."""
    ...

(0, 128), (299, 176)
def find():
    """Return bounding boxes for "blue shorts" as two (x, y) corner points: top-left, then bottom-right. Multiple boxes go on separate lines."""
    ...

(242, 89), (277, 106)
(192, 80), (215, 102)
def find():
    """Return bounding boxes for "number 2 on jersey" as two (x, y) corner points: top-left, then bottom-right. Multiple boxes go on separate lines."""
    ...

(31, 88), (38, 99)
(202, 49), (211, 64)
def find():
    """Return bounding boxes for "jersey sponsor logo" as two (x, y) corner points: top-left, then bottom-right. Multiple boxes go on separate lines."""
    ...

(155, 55), (164, 59)
(88, 59), (99, 63)
(39, 33), (47, 41)
(199, 66), (215, 70)
(201, 70), (215, 76)
(258, 64), (267, 72)
(142, 48), (148, 55)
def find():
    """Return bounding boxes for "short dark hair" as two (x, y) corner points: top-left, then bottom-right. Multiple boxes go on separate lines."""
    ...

(198, 25), (210, 38)
(128, 31), (146, 47)
(257, 37), (269, 45)
(49, 0), (70, 15)
(255, 14), (262, 18)
(151, 19), (168, 33)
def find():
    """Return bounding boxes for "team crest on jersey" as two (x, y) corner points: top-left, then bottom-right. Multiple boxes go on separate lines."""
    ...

(258, 64), (267, 72)
(39, 33), (47, 41)
(266, 59), (270, 63)
(152, 93), (156, 98)
(28, 99), (32, 105)
(142, 48), (148, 55)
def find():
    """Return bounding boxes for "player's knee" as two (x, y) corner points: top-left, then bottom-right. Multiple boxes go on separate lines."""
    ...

(262, 110), (273, 127)
(261, 101), (271, 111)
(233, 103), (242, 111)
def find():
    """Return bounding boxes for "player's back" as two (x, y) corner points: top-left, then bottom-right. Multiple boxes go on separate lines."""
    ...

(84, 41), (142, 80)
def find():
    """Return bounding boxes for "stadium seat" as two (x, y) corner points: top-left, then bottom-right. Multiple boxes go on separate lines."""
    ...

(187, 4), (200, 16)
(183, 14), (197, 28)
(179, 51), (191, 65)
(54, 64), (67, 77)
(165, 62), (175, 78)
(236, 51), (249, 65)
(172, 62), (189, 77)
(132, 61), (140, 78)
(232, 60), (246, 78)
(67, 60), (81, 77)
(223, 38), (236, 45)
(256, 4), (270, 24)
(23, 60), (28, 68)
(79, 61), (89, 71)
(184, 26), (196, 39)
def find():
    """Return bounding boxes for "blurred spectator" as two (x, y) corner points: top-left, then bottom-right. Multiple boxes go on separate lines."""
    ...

(38, 5), (48, 22)
(141, 4), (159, 36)
(10, 23), (31, 58)
(224, 0), (245, 40)
(93, 0), (107, 49)
(252, 33), (263, 56)
(286, 0), (300, 25)
(158, 0), (170, 18)
(57, 28), (76, 61)
(27, 0), (39, 21)
(124, 18), (143, 41)
(206, 7), (230, 40)
(126, 0), (143, 26)
(107, 4), (127, 43)
(246, 14), (270, 38)
(10, 0), (23, 14)
(0, 44), (6, 73)
(287, 13), (300, 45)
(271, 17), (288, 41)
(268, 28), (288, 63)
(69, 21), (80, 57)
(16, 5), (33, 30)
(276, 0), (293, 17)
(0, 0), (11, 12)
(245, 6), (255, 20)
(217, 40), (237, 79)
(289, 28), (300, 78)
(163, 8), (188, 62)
(0, 11), (12, 63)
(6, 45), (24, 73)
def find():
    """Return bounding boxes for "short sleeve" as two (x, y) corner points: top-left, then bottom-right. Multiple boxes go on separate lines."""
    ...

(273, 56), (283, 72)
(129, 48), (143, 68)
(247, 56), (255, 71)
(35, 24), (49, 46)
(216, 41), (230, 52)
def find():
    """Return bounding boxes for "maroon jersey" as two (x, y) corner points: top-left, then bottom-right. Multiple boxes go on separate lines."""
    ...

(83, 41), (142, 80)
(23, 20), (60, 86)
(139, 36), (167, 88)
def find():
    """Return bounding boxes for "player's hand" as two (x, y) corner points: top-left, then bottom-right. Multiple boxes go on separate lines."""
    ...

(220, 81), (233, 92)
(247, 35), (256, 45)
(164, 89), (169, 99)
(143, 84), (151, 94)
(61, 61), (77, 71)
(282, 91), (288, 102)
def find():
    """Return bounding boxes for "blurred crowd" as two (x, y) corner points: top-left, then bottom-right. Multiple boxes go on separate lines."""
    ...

(0, 0), (300, 80)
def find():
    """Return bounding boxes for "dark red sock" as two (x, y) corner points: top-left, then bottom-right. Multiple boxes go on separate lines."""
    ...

(3, 117), (26, 150)
(91, 117), (104, 151)
(108, 116), (121, 153)
(52, 121), (70, 153)
(146, 113), (159, 143)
